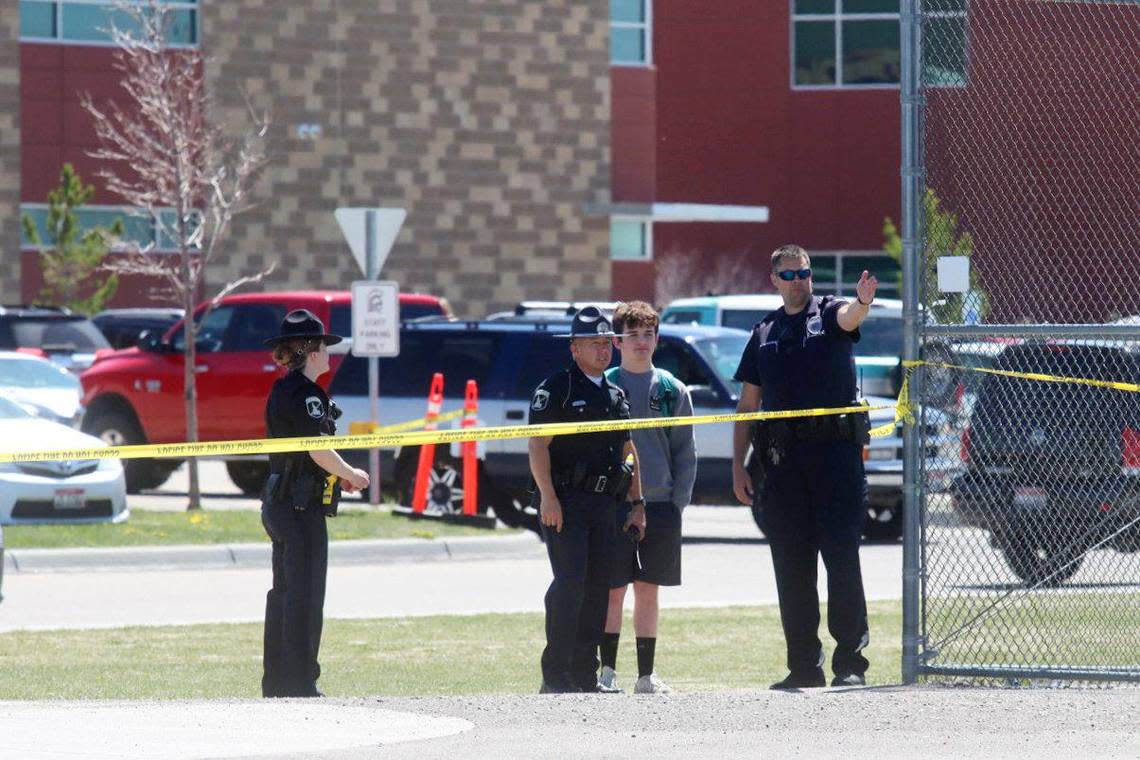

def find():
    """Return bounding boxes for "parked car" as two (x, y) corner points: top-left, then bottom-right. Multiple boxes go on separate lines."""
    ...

(0, 395), (128, 524)
(93, 307), (184, 350)
(485, 301), (621, 321)
(328, 317), (924, 539)
(0, 304), (112, 374)
(329, 320), (749, 515)
(79, 290), (452, 494)
(950, 341), (1140, 585)
(0, 350), (84, 427)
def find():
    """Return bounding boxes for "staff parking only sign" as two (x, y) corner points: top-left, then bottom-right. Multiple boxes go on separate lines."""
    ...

(351, 280), (400, 357)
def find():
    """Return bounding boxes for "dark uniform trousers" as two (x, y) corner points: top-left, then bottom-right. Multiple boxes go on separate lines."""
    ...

(758, 439), (870, 677)
(540, 490), (618, 690)
(261, 502), (328, 697)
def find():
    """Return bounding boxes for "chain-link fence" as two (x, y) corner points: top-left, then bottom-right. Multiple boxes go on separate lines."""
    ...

(902, 0), (1140, 683)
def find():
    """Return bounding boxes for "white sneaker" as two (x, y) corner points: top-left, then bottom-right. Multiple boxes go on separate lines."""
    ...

(634, 673), (672, 694)
(597, 665), (622, 693)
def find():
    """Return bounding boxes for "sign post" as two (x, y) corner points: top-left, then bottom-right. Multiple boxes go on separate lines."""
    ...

(338, 207), (405, 506)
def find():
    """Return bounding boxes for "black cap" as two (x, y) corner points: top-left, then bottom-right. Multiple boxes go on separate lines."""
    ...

(263, 308), (343, 347)
(554, 305), (627, 339)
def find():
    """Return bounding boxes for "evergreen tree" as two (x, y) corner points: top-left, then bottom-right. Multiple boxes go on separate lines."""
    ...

(883, 188), (988, 324)
(22, 163), (122, 315)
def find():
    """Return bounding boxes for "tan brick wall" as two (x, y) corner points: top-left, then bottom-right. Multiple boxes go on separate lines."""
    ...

(0, 6), (20, 303)
(204, 0), (611, 318)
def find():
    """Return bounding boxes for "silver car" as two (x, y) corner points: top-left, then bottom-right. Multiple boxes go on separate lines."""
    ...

(0, 396), (128, 524)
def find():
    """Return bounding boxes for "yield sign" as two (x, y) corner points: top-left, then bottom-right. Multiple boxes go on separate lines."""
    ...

(335, 207), (407, 277)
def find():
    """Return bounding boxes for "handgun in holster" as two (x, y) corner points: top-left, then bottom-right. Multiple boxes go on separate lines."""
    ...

(754, 421), (789, 467)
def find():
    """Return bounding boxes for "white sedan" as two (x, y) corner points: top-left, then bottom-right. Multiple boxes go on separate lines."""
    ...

(0, 350), (85, 427)
(0, 396), (128, 524)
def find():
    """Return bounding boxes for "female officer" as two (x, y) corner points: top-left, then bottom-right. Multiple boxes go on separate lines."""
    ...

(261, 308), (369, 698)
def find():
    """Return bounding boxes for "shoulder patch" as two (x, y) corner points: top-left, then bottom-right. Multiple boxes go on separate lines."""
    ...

(531, 389), (550, 411)
(305, 396), (325, 419)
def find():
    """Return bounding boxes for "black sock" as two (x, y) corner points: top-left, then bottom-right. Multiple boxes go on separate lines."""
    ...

(636, 637), (656, 678)
(600, 632), (620, 670)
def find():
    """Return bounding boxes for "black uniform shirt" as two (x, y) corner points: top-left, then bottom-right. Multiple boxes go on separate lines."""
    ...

(529, 361), (631, 481)
(265, 369), (337, 479)
(733, 295), (860, 411)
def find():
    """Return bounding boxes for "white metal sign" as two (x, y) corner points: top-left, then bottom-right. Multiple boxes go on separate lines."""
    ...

(351, 280), (400, 357)
(336, 207), (406, 277)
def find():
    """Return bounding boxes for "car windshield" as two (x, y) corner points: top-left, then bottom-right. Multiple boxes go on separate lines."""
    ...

(692, 334), (751, 395)
(854, 315), (901, 357)
(9, 318), (110, 352)
(0, 396), (33, 419)
(0, 356), (81, 390)
(721, 309), (767, 332)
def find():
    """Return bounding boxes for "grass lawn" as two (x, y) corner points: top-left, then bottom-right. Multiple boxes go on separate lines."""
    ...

(0, 602), (903, 700)
(3, 507), (510, 549)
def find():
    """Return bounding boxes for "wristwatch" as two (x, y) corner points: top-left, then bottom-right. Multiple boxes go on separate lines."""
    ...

(630, 498), (646, 508)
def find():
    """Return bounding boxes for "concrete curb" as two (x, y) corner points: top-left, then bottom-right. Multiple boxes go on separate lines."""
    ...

(2, 532), (544, 574)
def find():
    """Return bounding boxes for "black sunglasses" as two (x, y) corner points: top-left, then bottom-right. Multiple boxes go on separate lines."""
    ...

(776, 268), (812, 281)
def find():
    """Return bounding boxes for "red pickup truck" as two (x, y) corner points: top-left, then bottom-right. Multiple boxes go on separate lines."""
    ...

(79, 290), (451, 493)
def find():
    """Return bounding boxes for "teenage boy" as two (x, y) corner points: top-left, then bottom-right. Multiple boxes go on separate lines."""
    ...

(599, 300), (697, 694)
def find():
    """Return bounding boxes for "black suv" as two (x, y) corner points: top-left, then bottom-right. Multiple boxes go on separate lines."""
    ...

(950, 341), (1140, 585)
(92, 307), (184, 350)
(0, 305), (111, 373)
(328, 318), (750, 528)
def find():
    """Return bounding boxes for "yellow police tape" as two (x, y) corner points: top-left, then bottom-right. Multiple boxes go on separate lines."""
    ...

(902, 359), (1140, 394)
(348, 408), (466, 436)
(2, 401), (903, 464)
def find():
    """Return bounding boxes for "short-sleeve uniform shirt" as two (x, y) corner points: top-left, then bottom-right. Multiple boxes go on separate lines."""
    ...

(265, 369), (337, 478)
(529, 361), (632, 480)
(733, 295), (860, 411)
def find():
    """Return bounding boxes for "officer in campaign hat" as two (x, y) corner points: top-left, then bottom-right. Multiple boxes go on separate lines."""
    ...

(528, 305), (646, 693)
(260, 309), (370, 698)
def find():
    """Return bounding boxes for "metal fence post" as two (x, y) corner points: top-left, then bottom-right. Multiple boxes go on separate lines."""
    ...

(899, 0), (924, 686)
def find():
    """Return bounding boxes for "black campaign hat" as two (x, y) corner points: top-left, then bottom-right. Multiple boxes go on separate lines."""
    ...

(554, 305), (628, 339)
(263, 308), (343, 347)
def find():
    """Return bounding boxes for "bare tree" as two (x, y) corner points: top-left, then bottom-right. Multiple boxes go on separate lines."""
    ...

(654, 249), (766, 307)
(82, 0), (273, 510)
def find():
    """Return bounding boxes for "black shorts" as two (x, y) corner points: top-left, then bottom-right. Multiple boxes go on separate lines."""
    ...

(611, 500), (682, 588)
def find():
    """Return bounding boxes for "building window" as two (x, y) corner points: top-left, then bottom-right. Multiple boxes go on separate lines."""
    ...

(20, 1), (199, 46)
(923, 0), (967, 87)
(809, 251), (901, 298)
(791, 0), (965, 88)
(610, 218), (652, 260)
(21, 204), (200, 253)
(611, 0), (651, 66)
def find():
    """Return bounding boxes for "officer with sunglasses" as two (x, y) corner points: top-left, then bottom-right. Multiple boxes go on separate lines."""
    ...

(731, 244), (879, 690)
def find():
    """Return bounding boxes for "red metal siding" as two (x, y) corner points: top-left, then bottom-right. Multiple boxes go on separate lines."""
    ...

(924, 0), (1140, 323)
(611, 66), (657, 203)
(614, 1), (902, 298)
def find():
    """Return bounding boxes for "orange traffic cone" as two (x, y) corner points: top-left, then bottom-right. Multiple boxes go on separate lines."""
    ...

(461, 380), (479, 516)
(411, 372), (444, 513)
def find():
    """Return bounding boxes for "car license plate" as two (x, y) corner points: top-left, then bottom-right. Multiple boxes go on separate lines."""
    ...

(53, 488), (86, 511)
(1013, 486), (1047, 511)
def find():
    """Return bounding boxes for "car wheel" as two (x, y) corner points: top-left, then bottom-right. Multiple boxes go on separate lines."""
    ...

(393, 446), (489, 516)
(995, 532), (1083, 587)
(484, 478), (540, 535)
(226, 461), (269, 496)
(84, 410), (173, 493)
(863, 502), (903, 541)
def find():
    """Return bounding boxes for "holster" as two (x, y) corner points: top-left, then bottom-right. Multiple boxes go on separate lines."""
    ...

(320, 473), (341, 517)
(261, 458), (297, 509)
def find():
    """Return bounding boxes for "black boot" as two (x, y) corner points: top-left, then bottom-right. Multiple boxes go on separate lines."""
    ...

(770, 668), (826, 690)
